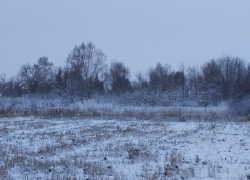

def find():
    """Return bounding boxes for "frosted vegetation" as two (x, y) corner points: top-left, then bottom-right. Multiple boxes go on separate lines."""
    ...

(0, 42), (250, 179)
(0, 41), (249, 116)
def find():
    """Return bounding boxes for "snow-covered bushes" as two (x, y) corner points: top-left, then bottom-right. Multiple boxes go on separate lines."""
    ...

(118, 90), (201, 107)
(0, 94), (230, 121)
(118, 90), (172, 106)
(228, 94), (250, 116)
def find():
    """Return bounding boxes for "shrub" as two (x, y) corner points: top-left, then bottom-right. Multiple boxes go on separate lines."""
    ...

(228, 94), (250, 116)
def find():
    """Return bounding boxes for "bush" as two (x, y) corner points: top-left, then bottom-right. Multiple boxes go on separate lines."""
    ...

(228, 94), (250, 116)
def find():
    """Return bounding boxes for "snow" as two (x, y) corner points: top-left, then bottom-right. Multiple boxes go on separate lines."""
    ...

(0, 116), (249, 179)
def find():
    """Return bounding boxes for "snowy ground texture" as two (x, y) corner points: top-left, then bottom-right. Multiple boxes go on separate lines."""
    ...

(0, 116), (250, 180)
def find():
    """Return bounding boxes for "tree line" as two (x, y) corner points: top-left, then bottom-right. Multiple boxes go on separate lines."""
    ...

(0, 41), (250, 105)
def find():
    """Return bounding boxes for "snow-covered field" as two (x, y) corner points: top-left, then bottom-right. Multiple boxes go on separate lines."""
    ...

(0, 116), (250, 180)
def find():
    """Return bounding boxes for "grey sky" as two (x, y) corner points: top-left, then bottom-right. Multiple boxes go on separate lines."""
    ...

(1, 1), (250, 78)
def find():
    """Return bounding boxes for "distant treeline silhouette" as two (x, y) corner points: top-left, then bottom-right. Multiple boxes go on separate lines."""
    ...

(1, 41), (250, 106)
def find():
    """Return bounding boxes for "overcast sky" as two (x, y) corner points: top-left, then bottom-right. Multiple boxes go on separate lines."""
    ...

(1, 1), (250, 78)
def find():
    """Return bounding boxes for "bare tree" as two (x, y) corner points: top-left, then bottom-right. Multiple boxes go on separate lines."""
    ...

(66, 42), (107, 98)
(217, 56), (246, 98)
(134, 72), (148, 90)
(148, 63), (173, 91)
(17, 57), (55, 94)
(187, 65), (200, 96)
(18, 64), (36, 93)
(34, 57), (55, 94)
(66, 42), (107, 81)
(179, 62), (187, 99)
(5, 77), (23, 97)
(110, 61), (131, 94)
(0, 74), (7, 96)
